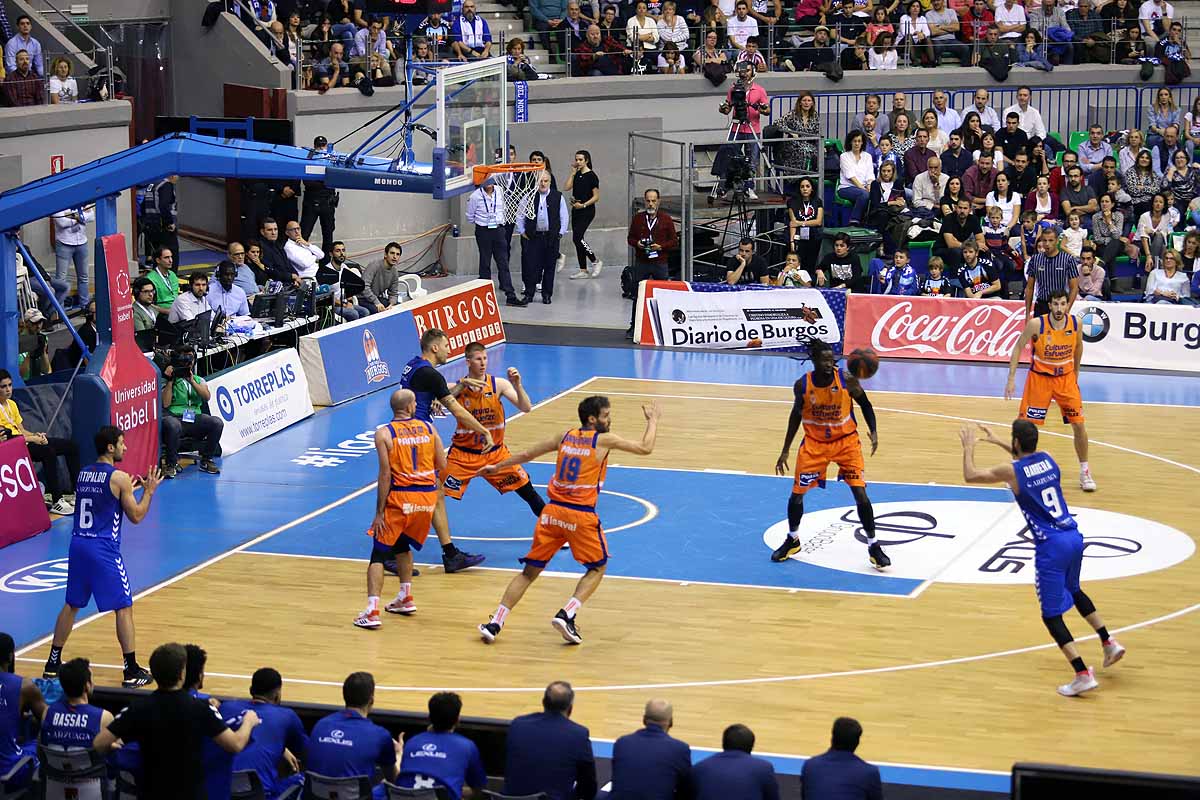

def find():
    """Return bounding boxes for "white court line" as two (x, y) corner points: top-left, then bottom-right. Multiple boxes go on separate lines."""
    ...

(452, 485), (657, 541)
(607, 462), (1010, 492)
(908, 505), (1020, 599)
(590, 374), (1200, 409)
(20, 601), (1199, 693)
(568, 388), (1200, 477)
(14, 374), (601, 658)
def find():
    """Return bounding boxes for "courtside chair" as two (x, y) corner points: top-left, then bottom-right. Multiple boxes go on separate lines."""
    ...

(0, 755), (33, 800)
(36, 745), (110, 800)
(483, 792), (550, 800)
(230, 769), (266, 800)
(302, 772), (372, 800)
(383, 783), (452, 799)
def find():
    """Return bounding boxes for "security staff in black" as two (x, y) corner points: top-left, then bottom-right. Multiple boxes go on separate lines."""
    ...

(301, 136), (338, 253)
(515, 171), (569, 305)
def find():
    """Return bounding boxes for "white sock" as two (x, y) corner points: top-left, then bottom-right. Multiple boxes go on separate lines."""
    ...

(563, 597), (583, 619)
(367, 596), (379, 613)
(493, 604), (510, 626)
(787, 530), (800, 542)
(865, 533), (878, 546)
(1080, 462), (1090, 473)
(397, 582), (412, 601)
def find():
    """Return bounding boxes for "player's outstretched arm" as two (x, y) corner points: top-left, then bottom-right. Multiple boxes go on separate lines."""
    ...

(1005, 317), (1039, 401)
(776, 381), (804, 475)
(118, 467), (160, 524)
(846, 376), (879, 456)
(959, 425), (1017, 489)
(499, 368), (533, 413)
(598, 402), (662, 456)
(479, 435), (562, 475)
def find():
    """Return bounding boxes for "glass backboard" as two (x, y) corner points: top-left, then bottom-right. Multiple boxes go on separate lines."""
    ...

(436, 56), (507, 198)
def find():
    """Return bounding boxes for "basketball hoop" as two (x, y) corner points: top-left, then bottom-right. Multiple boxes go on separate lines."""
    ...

(472, 162), (545, 225)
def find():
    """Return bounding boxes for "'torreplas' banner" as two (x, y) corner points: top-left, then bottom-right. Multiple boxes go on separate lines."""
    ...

(207, 349), (314, 456)
(407, 279), (505, 359)
(640, 284), (847, 352)
(0, 436), (52, 548)
(97, 234), (159, 476)
(1073, 301), (1200, 373)
(844, 294), (1030, 363)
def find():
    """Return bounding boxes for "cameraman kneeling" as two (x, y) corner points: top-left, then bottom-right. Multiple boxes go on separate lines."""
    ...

(715, 62), (770, 200)
(161, 344), (222, 477)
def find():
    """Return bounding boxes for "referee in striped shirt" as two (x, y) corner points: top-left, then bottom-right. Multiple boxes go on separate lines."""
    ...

(1024, 227), (1079, 318)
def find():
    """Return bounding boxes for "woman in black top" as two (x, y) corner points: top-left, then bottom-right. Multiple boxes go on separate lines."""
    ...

(787, 177), (824, 270)
(565, 150), (602, 280)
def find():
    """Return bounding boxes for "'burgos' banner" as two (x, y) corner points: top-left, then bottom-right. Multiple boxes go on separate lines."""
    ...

(98, 234), (159, 476)
(206, 349), (314, 456)
(407, 279), (505, 359)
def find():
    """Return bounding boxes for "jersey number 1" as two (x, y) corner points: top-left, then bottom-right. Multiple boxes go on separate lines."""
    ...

(557, 456), (581, 483)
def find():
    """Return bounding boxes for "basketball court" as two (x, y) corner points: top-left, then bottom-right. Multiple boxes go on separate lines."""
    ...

(4, 342), (1198, 793)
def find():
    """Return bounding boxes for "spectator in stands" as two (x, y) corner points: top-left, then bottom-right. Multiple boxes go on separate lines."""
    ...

(48, 56), (78, 104)
(504, 681), (596, 800)
(828, 0), (864, 50)
(0, 368), (79, 514)
(283, 220), (323, 280)
(940, 130), (973, 180)
(960, 89), (1001, 133)
(506, 37), (539, 80)
(317, 241), (372, 321)
(1147, 88), (1181, 149)
(132, 278), (159, 332)
(147, 246), (180, 314)
(306, 672), (399, 791)
(840, 36), (870, 69)
(257, 218), (297, 285)
(995, 113), (1029, 168)
(562, 2), (589, 52)
(1145, 248), (1193, 303)
(218, 668), (306, 800)
(1161, 148), (1200, 220)
(912, 155), (948, 217)
(725, 238), (771, 285)
(930, 93), (960, 138)
(957, 112), (986, 156)
(838, 130), (874, 226)
(658, 1), (690, 51)
(626, 188), (677, 338)
(896, 1), (934, 66)
(533, 0), (570, 64)
(0, 631), (45, 792)
(864, 7), (893, 46)
(924, 2), (965, 65)
(959, 239), (1004, 298)
(314, 41), (352, 89)
(416, 12), (452, 58)
(868, 30), (897, 68)
(986, 172), (1022, 231)
(1077, 247), (1108, 300)
(1007, 149), (1037, 196)
(326, 0), (364, 49)
(776, 251), (813, 286)
(609, 699), (692, 799)
(994, 0), (1026, 41)
(787, 177), (824, 266)
(903, 129), (934, 184)
(262, 20), (294, 68)
(1135, 192), (1172, 271)
(692, 724), (778, 800)
(1069, 0), (1109, 63)
(1151, 124), (1187, 178)
(168, 272), (213, 325)
(1004, 87), (1051, 153)
(851, 94), (889, 137)
(940, 175), (966, 218)
(1061, 165), (1098, 228)
(1027, 0), (1071, 63)
(576, 23), (629, 74)
(867, 161), (910, 252)
(919, 257), (953, 295)
(1092, 193), (1135, 267)
(362, 241), (402, 313)
(394, 692), (486, 798)
(209, 261), (251, 318)
(451, 0), (494, 60)
(1047, 148), (1076, 196)
(817, 232), (860, 290)
(888, 111), (916, 161)
(16, 309), (50, 380)
(161, 343), (222, 477)
(95, 643), (259, 798)
(1103, 0), (1140, 38)
(792, 0), (825, 29)
(625, 0), (661, 70)
(963, 152), (998, 214)
(1078, 125), (1113, 176)
(936, 197), (985, 270)
(800, 717), (882, 800)
(857, 112), (881, 158)
(873, 247), (919, 294)
(310, 16), (336, 60)
(1138, 0), (1173, 43)
(353, 18), (393, 62)
(4, 15), (41, 76)
(960, 0), (994, 49)
(922, 109), (950, 155)
(226, 242), (260, 299)
(51, 204), (95, 310)
(3, 49), (41, 106)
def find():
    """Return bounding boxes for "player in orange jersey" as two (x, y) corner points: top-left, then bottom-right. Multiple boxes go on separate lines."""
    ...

(442, 342), (545, 518)
(354, 388), (447, 629)
(1005, 289), (1096, 492)
(772, 339), (890, 570)
(477, 396), (662, 645)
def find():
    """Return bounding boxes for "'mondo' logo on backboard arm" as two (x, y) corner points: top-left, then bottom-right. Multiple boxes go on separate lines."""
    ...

(362, 329), (391, 383)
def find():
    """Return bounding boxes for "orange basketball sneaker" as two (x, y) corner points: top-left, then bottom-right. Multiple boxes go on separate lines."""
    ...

(385, 595), (417, 615)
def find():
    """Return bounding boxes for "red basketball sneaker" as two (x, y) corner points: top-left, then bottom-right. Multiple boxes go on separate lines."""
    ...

(385, 596), (417, 615)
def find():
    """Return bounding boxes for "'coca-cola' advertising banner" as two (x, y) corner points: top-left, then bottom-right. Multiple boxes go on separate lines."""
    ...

(844, 295), (1032, 363)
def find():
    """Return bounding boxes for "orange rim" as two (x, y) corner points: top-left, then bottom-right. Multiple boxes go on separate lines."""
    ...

(472, 162), (544, 184)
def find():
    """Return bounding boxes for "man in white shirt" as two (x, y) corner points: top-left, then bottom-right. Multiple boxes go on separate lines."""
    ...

(516, 171), (569, 305)
(353, 19), (393, 59)
(961, 88), (1001, 131)
(1139, 0), (1173, 42)
(994, 0), (1027, 39)
(930, 90), (961, 133)
(1004, 86), (1048, 142)
(51, 204), (95, 308)
(911, 157), (949, 216)
(207, 262), (250, 318)
(467, 178), (523, 306)
(283, 220), (322, 280)
(168, 272), (214, 324)
(726, 0), (759, 50)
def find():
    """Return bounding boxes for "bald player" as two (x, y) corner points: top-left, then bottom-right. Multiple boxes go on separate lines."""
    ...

(354, 389), (446, 629)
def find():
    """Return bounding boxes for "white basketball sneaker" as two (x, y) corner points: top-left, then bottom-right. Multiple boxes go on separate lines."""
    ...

(1079, 466), (1097, 492)
(1102, 639), (1126, 668)
(1057, 668), (1099, 697)
(555, 254), (566, 272)
(589, 259), (604, 278)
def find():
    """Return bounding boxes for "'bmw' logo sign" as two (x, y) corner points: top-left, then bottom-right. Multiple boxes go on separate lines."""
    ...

(1079, 307), (1110, 343)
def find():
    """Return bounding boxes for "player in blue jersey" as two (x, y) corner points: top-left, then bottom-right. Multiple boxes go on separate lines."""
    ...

(221, 668), (308, 800)
(39, 657), (113, 750)
(961, 420), (1126, 697)
(396, 327), (493, 574)
(43, 425), (162, 688)
(306, 672), (399, 798)
(396, 692), (486, 799)
(0, 632), (46, 791)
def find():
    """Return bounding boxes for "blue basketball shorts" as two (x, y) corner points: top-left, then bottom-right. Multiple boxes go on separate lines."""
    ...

(65, 538), (134, 612)
(1033, 532), (1084, 617)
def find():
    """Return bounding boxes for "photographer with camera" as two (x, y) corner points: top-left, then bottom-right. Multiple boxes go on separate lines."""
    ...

(625, 188), (678, 339)
(715, 61), (770, 201)
(160, 344), (223, 478)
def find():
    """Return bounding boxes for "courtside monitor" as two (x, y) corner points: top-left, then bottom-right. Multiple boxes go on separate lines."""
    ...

(1012, 763), (1200, 800)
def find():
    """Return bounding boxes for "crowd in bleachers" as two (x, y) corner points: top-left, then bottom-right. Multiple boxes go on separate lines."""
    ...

(1, 634), (882, 799)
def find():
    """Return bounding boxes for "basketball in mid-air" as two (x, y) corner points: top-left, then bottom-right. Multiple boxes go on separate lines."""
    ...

(847, 347), (879, 379)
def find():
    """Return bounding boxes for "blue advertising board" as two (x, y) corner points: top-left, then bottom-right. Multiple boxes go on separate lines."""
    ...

(298, 307), (421, 405)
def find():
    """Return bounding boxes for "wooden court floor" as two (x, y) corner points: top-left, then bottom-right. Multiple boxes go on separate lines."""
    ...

(27, 378), (1200, 776)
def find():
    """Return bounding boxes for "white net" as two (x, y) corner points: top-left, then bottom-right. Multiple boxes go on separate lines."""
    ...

(477, 165), (544, 226)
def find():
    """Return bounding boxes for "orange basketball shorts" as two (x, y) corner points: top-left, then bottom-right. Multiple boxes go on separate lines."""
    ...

(520, 502), (609, 570)
(443, 444), (530, 500)
(375, 487), (437, 551)
(1020, 371), (1084, 425)
(792, 433), (866, 495)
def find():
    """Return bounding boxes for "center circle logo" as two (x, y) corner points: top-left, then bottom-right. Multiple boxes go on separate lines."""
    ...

(1, 558), (70, 593)
(216, 386), (235, 421)
(761, 501), (1193, 585)
(1079, 307), (1110, 343)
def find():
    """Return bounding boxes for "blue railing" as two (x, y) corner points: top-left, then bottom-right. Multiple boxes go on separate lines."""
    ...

(770, 84), (1200, 145)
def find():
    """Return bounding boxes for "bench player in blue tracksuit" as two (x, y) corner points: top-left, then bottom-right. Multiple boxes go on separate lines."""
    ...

(960, 420), (1125, 697)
